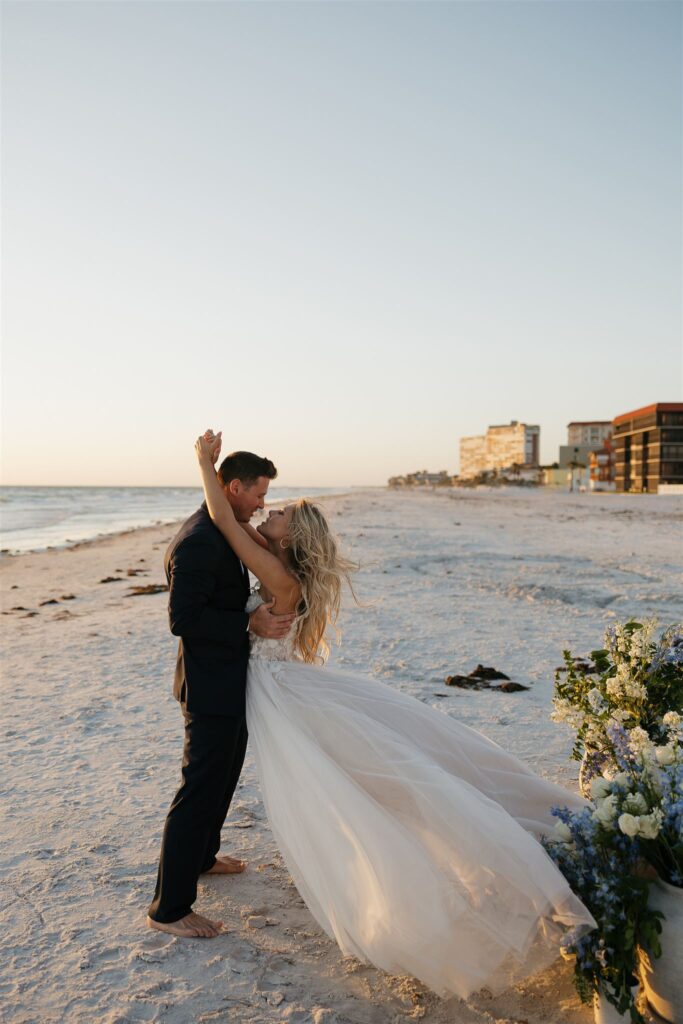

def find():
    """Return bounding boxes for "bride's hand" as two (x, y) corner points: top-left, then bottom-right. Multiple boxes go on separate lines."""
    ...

(203, 429), (222, 465)
(195, 433), (222, 465)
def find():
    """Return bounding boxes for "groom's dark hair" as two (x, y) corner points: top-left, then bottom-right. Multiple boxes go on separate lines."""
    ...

(218, 451), (278, 487)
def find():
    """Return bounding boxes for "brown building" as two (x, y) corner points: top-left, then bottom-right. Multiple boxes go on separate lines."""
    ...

(612, 403), (683, 493)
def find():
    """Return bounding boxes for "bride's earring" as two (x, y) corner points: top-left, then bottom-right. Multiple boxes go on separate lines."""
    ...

(280, 539), (289, 550)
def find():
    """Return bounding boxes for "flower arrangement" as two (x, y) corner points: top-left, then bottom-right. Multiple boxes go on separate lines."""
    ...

(543, 802), (661, 1021)
(598, 716), (683, 888)
(546, 619), (682, 1019)
(552, 621), (683, 789)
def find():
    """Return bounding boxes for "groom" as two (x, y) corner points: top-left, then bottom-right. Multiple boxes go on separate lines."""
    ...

(147, 436), (295, 938)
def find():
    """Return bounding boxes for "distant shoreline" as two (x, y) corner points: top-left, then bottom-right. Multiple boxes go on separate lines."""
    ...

(0, 487), (381, 559)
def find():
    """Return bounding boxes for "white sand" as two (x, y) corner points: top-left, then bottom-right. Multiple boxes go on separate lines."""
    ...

(2, 487), (681, 1024)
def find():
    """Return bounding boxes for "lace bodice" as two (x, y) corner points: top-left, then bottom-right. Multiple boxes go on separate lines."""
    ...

(246, 592), (299, 663)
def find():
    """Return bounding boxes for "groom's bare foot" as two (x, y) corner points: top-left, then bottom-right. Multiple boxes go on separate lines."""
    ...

(146, 911), (224, 938)
(203, 855), (247, 875)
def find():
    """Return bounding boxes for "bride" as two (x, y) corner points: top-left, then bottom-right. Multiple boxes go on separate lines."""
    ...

(194, 433), (595, 1000)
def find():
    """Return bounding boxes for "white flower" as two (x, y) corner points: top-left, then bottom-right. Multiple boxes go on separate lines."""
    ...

(629, 727), (651, 752)
(629, 620), (657, 661)
(636, 810), (663, 840)
(587, 687), (606, 712)
(584, 724), (603, 747)
(551, 699), (582, 727)
(643, 761), (664, 796)
(624, 679), (647, 701)
(630, 635), (646, 660)
(610, 709), (630, 724)
(618, 813), (639, 837)
(663, 711), (681, 734)
(590, 776), (613, 800)
(553, 821), (573, 843)
(655, 744), (676, 766)
(611, 772), (631, 789)
(623, 792), (648, 815)
(606, 678), (623, 700)
(594, 794), (619, 826)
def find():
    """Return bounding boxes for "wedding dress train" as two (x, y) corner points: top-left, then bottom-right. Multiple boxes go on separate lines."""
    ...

(244, 595), (594, 999)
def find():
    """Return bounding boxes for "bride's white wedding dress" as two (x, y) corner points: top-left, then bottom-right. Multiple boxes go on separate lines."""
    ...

(245, 595), (594, 999)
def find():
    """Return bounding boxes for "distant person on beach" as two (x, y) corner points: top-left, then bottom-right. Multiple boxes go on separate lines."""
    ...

(146, 437), (295, 939)
(170, 429), (596, 1001)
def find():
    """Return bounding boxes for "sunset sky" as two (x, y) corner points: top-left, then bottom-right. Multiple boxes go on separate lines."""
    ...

(2, 0), (681, 486)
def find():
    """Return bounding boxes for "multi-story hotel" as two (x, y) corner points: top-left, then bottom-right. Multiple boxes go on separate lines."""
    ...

(459, 420), (540, 479)
(567, 421), (613, 448)
(612, 403), (683, 493)
(459, 435), (488, 479)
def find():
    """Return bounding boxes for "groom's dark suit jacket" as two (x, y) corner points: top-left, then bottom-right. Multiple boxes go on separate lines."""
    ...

(165, 503), (250, 717)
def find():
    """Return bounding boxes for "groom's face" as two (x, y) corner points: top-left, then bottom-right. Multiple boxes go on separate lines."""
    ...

(224, 475), (271, 523)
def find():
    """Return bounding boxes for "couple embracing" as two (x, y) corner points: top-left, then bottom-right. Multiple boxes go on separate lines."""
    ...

(147, 431), (594, 1000)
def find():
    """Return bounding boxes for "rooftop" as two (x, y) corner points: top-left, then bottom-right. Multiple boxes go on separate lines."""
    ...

(613, 402), (683, 425)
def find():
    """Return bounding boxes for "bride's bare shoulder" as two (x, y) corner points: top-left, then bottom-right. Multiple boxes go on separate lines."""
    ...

(256, 578), (301, 614)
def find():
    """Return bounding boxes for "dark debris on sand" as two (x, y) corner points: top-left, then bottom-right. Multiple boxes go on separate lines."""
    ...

(445, 665), (529, 693)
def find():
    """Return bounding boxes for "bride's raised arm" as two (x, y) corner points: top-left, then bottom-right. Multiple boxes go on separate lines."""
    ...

(194, 436), (299, 602)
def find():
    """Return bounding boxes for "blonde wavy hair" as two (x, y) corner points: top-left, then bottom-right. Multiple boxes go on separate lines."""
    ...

(286, 499), (357, 664)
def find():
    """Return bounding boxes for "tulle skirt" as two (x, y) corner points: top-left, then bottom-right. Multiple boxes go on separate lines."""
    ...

(246, 658), (594, 999)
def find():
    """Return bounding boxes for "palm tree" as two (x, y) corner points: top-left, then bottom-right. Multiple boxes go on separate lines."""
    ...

(567, 448), (586, 492)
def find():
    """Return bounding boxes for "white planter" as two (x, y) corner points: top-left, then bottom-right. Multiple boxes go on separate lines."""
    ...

(639, 878), (683, 1023)
(593, 983), (639, 1023)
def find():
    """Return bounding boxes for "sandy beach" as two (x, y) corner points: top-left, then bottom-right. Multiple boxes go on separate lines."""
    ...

(2, 486), (681, 1024)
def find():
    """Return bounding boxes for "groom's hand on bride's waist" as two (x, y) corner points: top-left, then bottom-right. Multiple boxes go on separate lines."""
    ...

(248, 600), (295, 639)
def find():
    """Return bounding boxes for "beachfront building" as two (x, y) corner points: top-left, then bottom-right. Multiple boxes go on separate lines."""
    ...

(558, 420), (615, 490)
(488, 421), (540, 469)
(589, 438), (616, 492)
(459, 421), (540, 479)
(612, 403), (683, 493)
(567, 421), (613, 448)
(459, 436), (487, 479)
(560, 422), (613, 470)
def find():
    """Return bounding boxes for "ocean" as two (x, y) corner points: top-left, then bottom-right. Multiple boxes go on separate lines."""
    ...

(0, 486), (351, 555)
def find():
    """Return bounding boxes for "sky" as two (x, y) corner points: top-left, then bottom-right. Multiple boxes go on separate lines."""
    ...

(1, 0), (681, 487)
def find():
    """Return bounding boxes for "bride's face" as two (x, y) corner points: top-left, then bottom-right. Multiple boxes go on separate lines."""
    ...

(257, 505), (294, 544)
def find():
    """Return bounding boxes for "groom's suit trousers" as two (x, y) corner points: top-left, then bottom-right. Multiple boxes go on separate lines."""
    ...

(147, 711), (248, 923)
